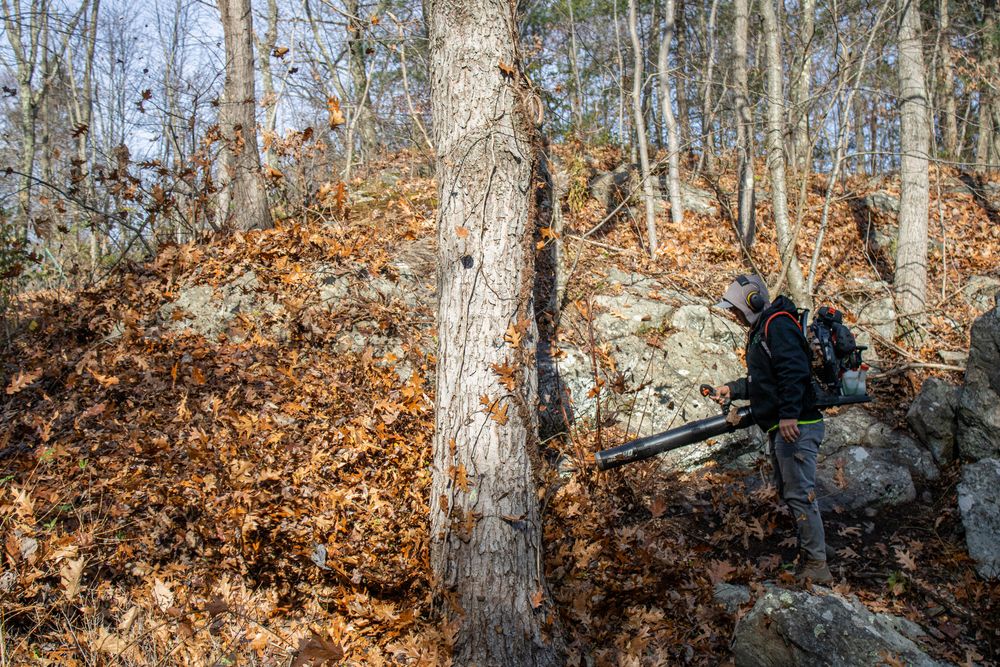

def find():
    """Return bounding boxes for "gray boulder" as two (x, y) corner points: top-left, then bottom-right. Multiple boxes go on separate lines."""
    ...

(958, 458), (1000, 579)
(842, 279), (896, 343)
(160, 271), (285, 342)
(907, 378), (959, 465)
(817, 406), (942, 512)
(817, 445), (916, 512)
(554, 271), (755, 469)
(962, 276), (1000, 313)
(714, 583), (750, 614)
(956, 298), (1000, 460)
(863, 191), (901, 216)
(680, 182), (719, 217)
(733, 586), (948, 667)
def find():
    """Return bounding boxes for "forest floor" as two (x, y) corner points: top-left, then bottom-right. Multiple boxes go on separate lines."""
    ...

(1, 148), (998, 665)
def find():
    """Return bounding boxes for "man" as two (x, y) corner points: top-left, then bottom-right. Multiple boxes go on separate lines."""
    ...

(712, 274), (833, 583)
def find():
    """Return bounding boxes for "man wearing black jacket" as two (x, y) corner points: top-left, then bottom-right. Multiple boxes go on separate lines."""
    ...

(712, 274), (833, 584)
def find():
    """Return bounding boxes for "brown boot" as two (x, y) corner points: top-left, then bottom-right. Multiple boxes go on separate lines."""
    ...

(796, 559), (833, 584)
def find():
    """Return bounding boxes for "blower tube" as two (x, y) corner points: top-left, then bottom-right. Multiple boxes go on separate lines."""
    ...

(594, 394), (871, 471)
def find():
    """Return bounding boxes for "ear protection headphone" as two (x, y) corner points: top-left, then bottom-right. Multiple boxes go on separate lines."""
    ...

(736, 275), (768, 313)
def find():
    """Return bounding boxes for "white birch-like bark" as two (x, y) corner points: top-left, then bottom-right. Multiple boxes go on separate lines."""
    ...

(658, 0), (683, 224)
(894, 0), (931, 325)
(628, 0), (659, 255)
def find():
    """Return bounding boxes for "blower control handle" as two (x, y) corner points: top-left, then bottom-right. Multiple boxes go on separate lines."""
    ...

(699, 384), (716, 398)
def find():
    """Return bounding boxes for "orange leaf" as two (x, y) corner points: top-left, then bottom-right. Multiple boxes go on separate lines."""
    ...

(498, 60), (516, 77)
(327, 97), (346, 129)
(490, 403), (509, 425)
(5, 368), (42, 394)
(88, 368), (120, 388)
(530, 589), (543, 609)
(455, 226), (470, 238)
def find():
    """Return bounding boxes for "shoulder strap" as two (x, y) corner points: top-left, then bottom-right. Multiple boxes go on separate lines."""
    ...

(764, 311), (802, 339)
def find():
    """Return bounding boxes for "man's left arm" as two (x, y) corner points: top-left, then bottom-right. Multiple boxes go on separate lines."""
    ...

(768, 317), (812, 433)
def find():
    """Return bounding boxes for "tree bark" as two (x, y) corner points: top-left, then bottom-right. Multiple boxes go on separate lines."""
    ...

(254, 0), (280, 167)
(733, 0), (755, 248)
(614, 0), (627, 147)
(792, 0), (815, 173)
(346, 0), (378, 160)
(674, 0), (690, 160)
(658, 0), (683, 224)
(938, 0), (958, 160)
(217, 0), (271, 231)
(628, 0), (659, 255)
(697, 0), (720, 176)
(427, 0), (563, 664)
(894, 0), (931, 328)
(761, 0), (807, 305)
(567, 0), (584, 130)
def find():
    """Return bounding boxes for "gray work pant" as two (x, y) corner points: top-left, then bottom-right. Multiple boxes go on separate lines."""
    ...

(769, 421), (827, 562)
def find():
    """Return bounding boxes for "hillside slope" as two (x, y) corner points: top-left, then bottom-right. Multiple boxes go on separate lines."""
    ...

(1, 154), (998, 664)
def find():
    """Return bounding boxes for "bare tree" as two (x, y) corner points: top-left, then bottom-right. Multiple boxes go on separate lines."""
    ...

(733, 0), (755, 247)
(938, 0), (959, 160)
(696, 0), (720, 175)
(894, 0), (931, 329)
(346, 0), (378, 159)
(2, 0), (83, 239)
(254, 0), (280, 167)
(761, 0), (807, 305)
(628, 0), (658, 255)
(217, 0), (272, 231)
(791, 0), (815, 172)
(427, 0), (563, 663)
(658, 0), (683, 224)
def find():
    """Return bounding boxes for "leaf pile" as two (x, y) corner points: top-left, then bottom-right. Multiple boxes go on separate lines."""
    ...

(2, 150), (999, 665)
(0, 181), (452, 664)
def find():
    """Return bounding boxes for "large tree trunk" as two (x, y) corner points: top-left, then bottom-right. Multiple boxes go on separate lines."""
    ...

(658, 0), (683, 224)
(427, 1), (563, 664)
(628, 0), (659, 255)
(217, 0), (271, 231)
(894, 0), (931, 329)
(733, 0), (755, 248)
(761, 0), (807, 305)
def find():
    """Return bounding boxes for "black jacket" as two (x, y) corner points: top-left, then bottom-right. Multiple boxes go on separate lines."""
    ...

(725, 295), (821, 432)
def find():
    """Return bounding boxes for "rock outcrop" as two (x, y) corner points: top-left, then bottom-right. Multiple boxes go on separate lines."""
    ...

(958, 458), (1000, 579)
(733, 586), (948, 667)
(956, 293), (1000, 460)
(552, 268), (757, 469)
(817, 407), (938, 512)
(907, 377), (959, 465)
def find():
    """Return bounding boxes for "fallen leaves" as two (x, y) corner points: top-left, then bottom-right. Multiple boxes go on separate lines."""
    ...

(60, 557), (85, 601)
(5, 367), (41, 394)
